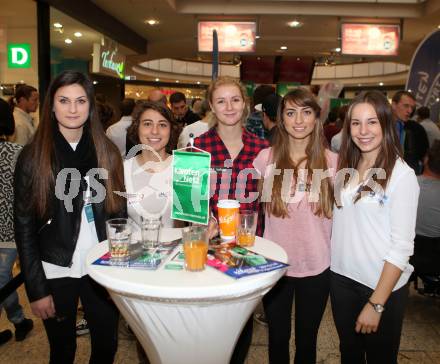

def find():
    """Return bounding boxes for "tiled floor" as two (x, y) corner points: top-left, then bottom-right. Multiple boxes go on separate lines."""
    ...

(0, 282), (439, 363)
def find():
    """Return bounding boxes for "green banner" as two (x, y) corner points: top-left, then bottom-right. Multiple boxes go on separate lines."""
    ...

(172, 150), (211, 224)
(276, 82), (300, 97)
(330, 98), (352, 110)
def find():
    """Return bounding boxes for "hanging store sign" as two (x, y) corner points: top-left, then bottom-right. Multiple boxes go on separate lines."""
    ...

(92, 43), (125, 79)
(7, 43), (31, 68)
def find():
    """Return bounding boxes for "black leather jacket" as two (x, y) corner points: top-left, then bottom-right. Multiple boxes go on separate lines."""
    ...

(14, 147), (126, 302)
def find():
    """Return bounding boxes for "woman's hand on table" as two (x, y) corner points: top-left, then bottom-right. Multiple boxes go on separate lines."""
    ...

(30, 295), (56, 320)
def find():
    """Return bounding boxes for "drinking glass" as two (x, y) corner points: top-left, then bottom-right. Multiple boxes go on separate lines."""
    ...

(106, 218), (132, 265)
(141, 216), (162, 251)
(236, 210), (257, 247)
(182, 225), (209, 271)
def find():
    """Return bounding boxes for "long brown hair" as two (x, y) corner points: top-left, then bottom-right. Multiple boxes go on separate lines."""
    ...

(27, 70), (125, 218)
(336, 90), (402, 205)
(264, 88), (334, 219)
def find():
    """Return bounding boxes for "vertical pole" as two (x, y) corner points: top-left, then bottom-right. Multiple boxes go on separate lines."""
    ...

(212, 29), (219, 80)
(37, 1), (51, 107)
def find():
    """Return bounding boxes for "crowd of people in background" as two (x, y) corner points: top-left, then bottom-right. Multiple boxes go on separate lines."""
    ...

(0, 71), (439, 364)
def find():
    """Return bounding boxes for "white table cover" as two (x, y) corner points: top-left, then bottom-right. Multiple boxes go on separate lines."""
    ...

(87, 228), (287, 364)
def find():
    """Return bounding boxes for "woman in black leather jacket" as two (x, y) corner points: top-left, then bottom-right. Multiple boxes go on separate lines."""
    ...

(14, 71), (126, 364)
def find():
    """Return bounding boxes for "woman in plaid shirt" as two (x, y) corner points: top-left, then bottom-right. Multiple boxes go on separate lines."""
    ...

(194, 77), (268, 364)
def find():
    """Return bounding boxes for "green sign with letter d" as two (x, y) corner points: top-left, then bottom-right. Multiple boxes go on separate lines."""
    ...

(7, 43), (31, 68)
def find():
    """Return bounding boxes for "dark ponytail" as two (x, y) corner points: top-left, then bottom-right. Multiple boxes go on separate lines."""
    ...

(8, 84), (37, 111)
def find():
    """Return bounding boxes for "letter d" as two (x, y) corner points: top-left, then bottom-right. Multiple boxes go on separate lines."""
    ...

(12, 48), (28, 65)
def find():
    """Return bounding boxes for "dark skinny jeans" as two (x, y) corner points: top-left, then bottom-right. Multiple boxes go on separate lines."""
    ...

(263, 268), (330, 364)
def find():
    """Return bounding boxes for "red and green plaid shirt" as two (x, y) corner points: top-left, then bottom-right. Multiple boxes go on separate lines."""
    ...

(194, 127), (269, 236)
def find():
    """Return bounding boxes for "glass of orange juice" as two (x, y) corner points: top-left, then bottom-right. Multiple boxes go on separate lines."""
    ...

(237, 211), (257, 247)
(182, 226), (209, 271)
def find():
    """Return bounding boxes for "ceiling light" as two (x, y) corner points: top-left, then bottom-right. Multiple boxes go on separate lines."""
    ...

(436, 97), (440, 102)
(408, 89), (412, 92)
(287, 20), (303, 28)
(145, 19), (159, 26)
(358, 83), (362, 87)
(335, 47), (341, 52)
(155, 78), (160, 82)
(379, 82), (384, 86)
(64, 38), (72, 44)
(256, 35), (260, 39)
(74, 32), (82, 37)
(197, 81), (201, 85)
(438, 25), (440, 29)
(93, 81), (98, 85)
(296, 57), (301, 61)
(53, 22), (63, 28)
(280, 46), (288, 50)
(175, 80), (179, 83)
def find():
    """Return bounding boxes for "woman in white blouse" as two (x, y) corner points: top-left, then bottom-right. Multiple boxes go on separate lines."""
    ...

(124, 101), (179, 228)
(330, 90), (419, 364)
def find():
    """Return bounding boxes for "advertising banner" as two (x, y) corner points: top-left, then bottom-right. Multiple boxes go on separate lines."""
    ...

(406, 29), (440, 123)
(341, 23), (400, 56)
(172, 150), (211, 224)
(198, 21), (257, 53)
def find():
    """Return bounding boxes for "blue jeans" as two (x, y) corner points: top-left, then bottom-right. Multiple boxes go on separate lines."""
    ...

(0, 248), (25, 324)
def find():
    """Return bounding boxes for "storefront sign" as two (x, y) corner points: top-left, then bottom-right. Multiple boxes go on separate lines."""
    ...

(92, 43), (125, 79)
(7, 43), (31, 68)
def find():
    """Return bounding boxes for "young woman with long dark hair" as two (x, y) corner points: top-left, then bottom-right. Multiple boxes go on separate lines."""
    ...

(331, 90), (419, 363)
(253, 88), (337, 364)
(14, 70), (126, 363)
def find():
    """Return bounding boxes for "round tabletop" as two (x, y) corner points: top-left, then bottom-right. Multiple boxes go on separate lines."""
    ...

(87, 228), (288, 301)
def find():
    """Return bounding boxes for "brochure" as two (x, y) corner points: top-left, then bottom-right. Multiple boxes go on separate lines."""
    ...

(205, 241), (288, 279)
(166, 240), (288, 278)
(92, 239), (181, 270)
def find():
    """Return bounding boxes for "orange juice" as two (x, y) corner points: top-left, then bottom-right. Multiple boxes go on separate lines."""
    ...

(218, 200), (240, 240)
(237, 232), (255, 247)
(184, 240), (208, 271)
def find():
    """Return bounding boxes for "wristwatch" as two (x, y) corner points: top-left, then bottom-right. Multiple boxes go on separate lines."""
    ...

(368, 300), (385, 313)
